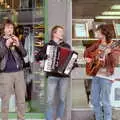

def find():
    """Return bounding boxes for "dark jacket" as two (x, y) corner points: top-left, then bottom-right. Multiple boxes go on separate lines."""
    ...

(84, 40), (120, 75)
(35, 40), (71, 77)
(0, 36), (27, 72)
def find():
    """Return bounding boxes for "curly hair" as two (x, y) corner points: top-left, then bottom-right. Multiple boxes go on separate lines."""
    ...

(1, 19), (15, 35)
(96, 24), (113, 44)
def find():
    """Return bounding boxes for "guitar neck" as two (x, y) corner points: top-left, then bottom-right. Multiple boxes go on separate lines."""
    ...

(97, 40), (120, 59)
(110, 40), (120, 49)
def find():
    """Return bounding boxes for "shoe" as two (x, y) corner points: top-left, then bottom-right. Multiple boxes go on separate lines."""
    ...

(56, 118), (61, 120)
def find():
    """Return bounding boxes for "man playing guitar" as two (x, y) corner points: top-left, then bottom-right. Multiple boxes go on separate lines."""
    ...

(84, 24), (120, 120)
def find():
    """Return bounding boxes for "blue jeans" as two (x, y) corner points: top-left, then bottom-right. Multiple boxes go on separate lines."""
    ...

(91, 76), (112, 120)
(46, 76), (69, 120)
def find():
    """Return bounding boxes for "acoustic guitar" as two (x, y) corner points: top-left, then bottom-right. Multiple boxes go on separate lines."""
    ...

(86, 40), (120, 76)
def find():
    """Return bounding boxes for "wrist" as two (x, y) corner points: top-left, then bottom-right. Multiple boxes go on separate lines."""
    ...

(5, 43), (10, 48)
(15, 44), (19, 47)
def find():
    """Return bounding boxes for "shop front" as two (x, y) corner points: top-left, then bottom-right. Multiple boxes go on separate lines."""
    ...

(72, 0), (120, 120)
(0, 0), (72, 120)
(0, 0), (48, 119)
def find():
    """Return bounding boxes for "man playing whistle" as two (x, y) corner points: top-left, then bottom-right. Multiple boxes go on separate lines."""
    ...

(0, 19), (27, 120)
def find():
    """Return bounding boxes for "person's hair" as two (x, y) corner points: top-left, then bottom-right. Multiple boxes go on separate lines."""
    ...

(51, 25), (64, 39)
(1, 19), (15, 35)
(96, 24), (113, 44)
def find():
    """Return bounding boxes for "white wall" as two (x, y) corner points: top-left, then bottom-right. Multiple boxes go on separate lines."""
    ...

(48, 0), (72, 45)
(48, 0), (72, 120)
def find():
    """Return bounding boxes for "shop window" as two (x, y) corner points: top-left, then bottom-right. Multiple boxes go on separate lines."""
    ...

(0, 0), (47, 119)
(71, 20), (120, 110)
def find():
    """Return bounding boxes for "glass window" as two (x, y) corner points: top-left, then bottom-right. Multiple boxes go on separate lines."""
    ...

(71, 20), (120, 110)
(0, 0), (47, 119)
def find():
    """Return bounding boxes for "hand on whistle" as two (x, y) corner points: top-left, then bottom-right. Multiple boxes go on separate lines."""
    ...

(11, 35), (19, 47)
(5, 37), (14, 48)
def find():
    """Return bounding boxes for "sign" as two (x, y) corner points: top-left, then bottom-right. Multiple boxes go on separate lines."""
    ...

(74, 23), (88, 38)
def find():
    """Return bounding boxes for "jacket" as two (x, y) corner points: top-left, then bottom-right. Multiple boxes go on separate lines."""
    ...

(84, 40), (120, 75)
(0, 36), (27, 72)
(35, 40), (71, 77)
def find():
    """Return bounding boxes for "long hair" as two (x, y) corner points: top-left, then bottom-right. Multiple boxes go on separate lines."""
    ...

(1, 19), (15, 35)
(96, 24), (113, 44)
(51, 25), (64, 39)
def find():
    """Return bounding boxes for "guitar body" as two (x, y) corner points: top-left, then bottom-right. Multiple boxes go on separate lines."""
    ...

(86, 48), (104, 76)
(86, 59), (103, 76)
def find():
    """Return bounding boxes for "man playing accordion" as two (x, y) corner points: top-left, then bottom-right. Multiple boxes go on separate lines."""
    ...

(35, 25), (78, 120)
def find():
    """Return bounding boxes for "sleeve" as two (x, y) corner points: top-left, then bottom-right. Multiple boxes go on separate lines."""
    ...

(111, 47), (120, 66)
(16, 41), (27, 57)
(61, 42), (71, 49)
(84, 40), (100, 58)
(35, 44), (47, 61)
(106, 47), (120, 74)
(0, 39), (8, 59)
(66, 44), (71, 49)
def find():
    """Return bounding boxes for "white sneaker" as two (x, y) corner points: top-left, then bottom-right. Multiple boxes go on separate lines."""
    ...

(56, 118), (61, 120)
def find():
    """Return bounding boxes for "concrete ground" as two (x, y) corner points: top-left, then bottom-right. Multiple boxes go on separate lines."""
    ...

(71, 78), (120, 120)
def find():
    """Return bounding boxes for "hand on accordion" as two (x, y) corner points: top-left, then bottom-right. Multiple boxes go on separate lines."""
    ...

(72, 61), (79, 70)
(35, 51), (48, 61)
(43, 54), (48, 60)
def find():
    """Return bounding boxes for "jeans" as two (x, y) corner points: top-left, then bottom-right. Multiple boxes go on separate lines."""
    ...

(91, 76), (112, 120)
(46, 76), (69, 120)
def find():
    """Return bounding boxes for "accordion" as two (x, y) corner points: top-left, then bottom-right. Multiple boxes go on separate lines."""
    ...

(44, 45), (78, 75)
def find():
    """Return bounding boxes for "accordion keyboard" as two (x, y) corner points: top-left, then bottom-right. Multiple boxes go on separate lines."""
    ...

(44, 45), (57, 72)
(64, 53), (78, 75)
